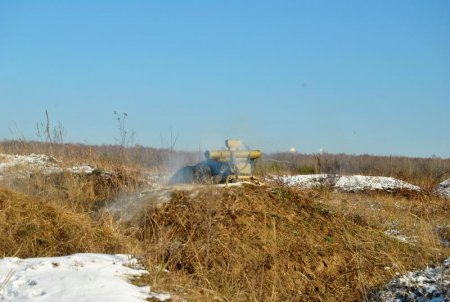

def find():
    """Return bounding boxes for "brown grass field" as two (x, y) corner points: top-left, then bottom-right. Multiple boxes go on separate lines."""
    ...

(0, 140), (449, 301)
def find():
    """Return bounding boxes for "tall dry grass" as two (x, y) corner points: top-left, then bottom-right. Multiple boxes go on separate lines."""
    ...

(259, 152), (450, 190)
(0, 188), (137, 258)
(2, 140), (449, 190)
(128, 185), (450, 301)
(1, 139), (449, 301)
(0, 140), (200, 174)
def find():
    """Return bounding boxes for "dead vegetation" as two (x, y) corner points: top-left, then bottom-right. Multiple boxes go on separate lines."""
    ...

(2, 140), (449, 189)
(130, 185), (450, 301)
(260, 152), (450, 191)
(0, 188), (136, 258)
(5, 168), (141, 214)
(0, 140), (200, 174)
(0, 140), (449, 301)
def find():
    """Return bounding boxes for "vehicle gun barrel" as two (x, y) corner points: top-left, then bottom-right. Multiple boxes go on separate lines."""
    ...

(205, 150), (261, 161)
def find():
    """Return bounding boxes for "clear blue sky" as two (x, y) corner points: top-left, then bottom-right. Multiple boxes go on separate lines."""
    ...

(1, 1), (449, 157)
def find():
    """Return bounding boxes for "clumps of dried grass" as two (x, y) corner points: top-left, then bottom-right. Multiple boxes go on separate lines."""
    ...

(323, 191), (450, 250)
(0, 188), (136, 258)
(317, 191), (450, 299)
(130, 185), (443, 301)
(9, 166), (141, 212)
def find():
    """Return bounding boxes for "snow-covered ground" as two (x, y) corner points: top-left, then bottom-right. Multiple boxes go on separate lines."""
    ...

(0, 153), (97, 180)
(0, 253), (170, 302)
(275, 174), (422, 193)
(335, 175), (421, 193)
(371, 258), (450, 302)
(0, 153), (62, 179)
(436, 178), (450, 199)
(384, 229), (417, 244)
(275, 174), (337, 188)
(67, 164), (96, 174)
(436, 225), (450, 248)
(381, 221), (418, 244)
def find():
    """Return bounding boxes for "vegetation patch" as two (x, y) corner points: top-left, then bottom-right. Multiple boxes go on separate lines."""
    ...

(131, 185), (448, 301)
(0, 188), (135, 258)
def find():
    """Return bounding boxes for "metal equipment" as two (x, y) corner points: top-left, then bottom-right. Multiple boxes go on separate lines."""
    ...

(205, 139), (261, 183)
(169, 139), (261, 184)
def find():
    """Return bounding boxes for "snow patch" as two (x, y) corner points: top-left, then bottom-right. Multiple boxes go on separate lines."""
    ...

(68, 164), (96, 174)
(435, 225), (450, 247)
(274, 174), (337, 188)
(0, 153), (99, 180)
(371, 258), (450, 301)
(275, 174), (421, 193)
(382, 221), (417, 244)
(384, 229), (417, 244)
(0, 253), (170, 302)
(0, 153), (62, 179)
(436, 178), (450, 199)
(335, 175), (421, 193)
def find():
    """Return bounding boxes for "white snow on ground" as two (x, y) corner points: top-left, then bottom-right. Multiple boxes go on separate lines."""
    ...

(435, 225), (450, 248)
(0, 153), (98, 180)
(276, 174), (421, 193)
(382, 221), (418, 244)
(384, 229), (417, 244)
(0, 153), (62, 178)
(371, 258), (450, 301)
(274, 174), (336, 188)
(0, 253), (170, 302)
(67, 164), (96, 174)
(436, 178), (450, 199)
(335, 175), (421, 192)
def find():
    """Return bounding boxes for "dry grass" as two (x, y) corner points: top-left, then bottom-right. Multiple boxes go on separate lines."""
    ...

(3, 140), (449, 189)
(0, 140), (200, 174)
(3, 168), (140, 214)
(0, 140), (449, 301)
(0, 188), (137, 258)
(129, 185), (450, 301)
(321, 191), (450, 249)
(260, 152), (450, 190)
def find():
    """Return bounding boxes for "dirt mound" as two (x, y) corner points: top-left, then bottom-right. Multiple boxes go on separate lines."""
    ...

(131, 185), (437, 301)
(0, 188), (133, 258)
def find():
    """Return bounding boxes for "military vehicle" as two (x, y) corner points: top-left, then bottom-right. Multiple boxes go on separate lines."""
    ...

(169, 139), (261, 184)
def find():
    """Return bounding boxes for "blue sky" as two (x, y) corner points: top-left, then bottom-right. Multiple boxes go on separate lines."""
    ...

(0, 1), (449, 157)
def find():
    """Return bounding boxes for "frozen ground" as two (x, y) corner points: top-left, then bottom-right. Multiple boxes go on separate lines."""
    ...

(335, 175), (421, 192)
(371, 258), (450, 301)
(275, 174), (338, 188)
(0, 153), (97, 180)
(436, 178), (450, 199)
(0, 153), (62, 179)
(383, 220), (417, 245)
(275, 174), (422, 193)
(435, 225), (450, 248)
(0, 253), (170, 302)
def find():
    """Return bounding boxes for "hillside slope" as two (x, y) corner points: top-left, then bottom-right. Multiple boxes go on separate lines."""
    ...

(131, 185), (448, 301)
